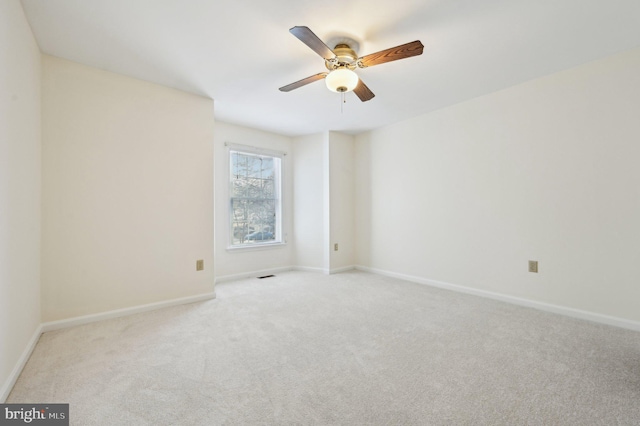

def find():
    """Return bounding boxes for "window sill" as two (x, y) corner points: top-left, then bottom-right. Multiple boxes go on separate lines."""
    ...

(226, 242), (287, 252)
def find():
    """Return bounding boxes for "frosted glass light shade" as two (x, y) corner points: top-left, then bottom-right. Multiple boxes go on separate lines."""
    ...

(325, 68), (359, 93)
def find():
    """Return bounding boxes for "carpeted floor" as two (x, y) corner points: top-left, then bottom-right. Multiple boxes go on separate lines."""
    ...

(8, 270), (640, 425)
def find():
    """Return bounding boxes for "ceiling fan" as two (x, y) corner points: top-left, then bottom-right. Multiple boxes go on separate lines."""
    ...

(279, 26), (424, 102)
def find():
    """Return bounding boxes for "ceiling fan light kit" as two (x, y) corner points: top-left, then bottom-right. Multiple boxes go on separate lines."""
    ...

(325, 68), (359, 93)
(280, 26), (424, 102)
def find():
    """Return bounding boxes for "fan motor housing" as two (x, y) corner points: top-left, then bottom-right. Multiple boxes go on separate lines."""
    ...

(325, 43), (358, 70)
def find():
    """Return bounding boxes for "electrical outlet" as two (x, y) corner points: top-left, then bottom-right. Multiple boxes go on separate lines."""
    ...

(196, 259), (204, 271)
(528, 260), (538, 273)
(334, 243), (339, 251)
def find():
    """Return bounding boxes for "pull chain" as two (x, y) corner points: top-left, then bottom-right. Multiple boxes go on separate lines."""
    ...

(341, 92), (346, 114)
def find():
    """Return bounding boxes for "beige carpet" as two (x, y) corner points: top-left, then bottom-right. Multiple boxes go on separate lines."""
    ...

(8, 270), (640, 425)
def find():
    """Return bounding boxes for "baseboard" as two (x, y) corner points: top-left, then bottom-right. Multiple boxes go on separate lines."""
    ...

(294, 266), (356, 275)
(292, 266), (325, 274)
(41, 292), (216, 333)
(329, 265), (356, 274)
(214, 266), (295, 284)
(1, 324), (43, 403)
(355, 265), (640, 332)
(214, 265), (355, 282)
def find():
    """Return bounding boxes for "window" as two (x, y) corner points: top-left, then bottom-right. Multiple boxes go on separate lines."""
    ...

(228, 146), (283, 248)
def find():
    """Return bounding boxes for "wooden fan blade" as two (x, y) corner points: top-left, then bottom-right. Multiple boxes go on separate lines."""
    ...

(353, 79), (375, 102)
(289, 26), (335, 60)
(279, 73), (328, 92)
(358, 40), (424, 68)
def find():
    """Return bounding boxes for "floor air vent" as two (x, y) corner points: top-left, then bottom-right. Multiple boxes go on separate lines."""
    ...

(257, 275), (276, 279)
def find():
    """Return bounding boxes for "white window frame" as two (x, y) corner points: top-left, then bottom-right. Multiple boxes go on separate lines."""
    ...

(226, 143), (285, 251)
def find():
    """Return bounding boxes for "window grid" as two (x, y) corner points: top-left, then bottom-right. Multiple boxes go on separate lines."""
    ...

(229, 149), (281, 247)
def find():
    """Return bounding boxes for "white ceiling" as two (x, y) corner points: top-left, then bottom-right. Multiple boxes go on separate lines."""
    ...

(21, 0), (640, 136)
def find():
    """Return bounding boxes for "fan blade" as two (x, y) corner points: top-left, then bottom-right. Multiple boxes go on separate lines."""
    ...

(289, 26), (335, 60)
(358, 40), (424, 68)
(353, 79), (375, 102)
(279, 73), (328, 92)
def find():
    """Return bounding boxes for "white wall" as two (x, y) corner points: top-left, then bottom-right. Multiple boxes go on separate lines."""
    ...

(355, 47), (640, 323)
(328, 132), (355, 271)
(0, 0), (42, 400)
(292, 133), (325, 271)
(214, 121), (294, 279)
(41, 56), (215, 321)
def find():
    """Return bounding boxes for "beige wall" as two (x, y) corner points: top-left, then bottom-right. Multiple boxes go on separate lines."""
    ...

(213, 121), (294, 279)
(0, 0), (42, 401)
(328, 132), (355, 272)
(355, 47), (640, 323)
(41, 56), (214, 321)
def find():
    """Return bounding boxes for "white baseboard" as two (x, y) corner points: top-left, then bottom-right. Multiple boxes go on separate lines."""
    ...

(213, 265), (359, 283)
(214, 266), (295, 284)
(292, 266), (325, 274)
(355, 265), (640, 332)
(329, 265), (356, 274)
(41, 292), (216, 333)
(1, 324), (43, 403)
(213, 265), (356, 282)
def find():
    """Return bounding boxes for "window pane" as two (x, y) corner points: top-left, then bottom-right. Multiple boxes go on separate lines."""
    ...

(231, 198), (276, 244)
(229, 149), (281, 246)
(262, 178), (274, 198)
(232, 179), (246, 198)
